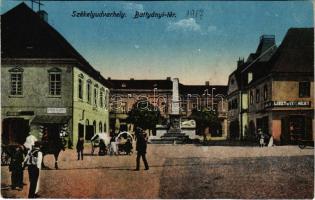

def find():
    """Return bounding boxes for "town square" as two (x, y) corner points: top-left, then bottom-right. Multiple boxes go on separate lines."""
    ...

(1, 0), (314, 199)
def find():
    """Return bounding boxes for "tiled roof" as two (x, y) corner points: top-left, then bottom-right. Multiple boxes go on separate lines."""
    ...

(268, 28), (314, 73)
(1, 3), (111, 87)
(108, 79), (173, 90)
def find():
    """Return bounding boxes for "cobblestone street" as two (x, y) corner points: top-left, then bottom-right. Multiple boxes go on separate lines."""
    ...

(1, 144), (314, 199)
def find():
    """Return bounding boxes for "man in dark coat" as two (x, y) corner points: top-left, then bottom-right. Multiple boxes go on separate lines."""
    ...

(9, 145), (24, 190)
(135, 127), (149, 171)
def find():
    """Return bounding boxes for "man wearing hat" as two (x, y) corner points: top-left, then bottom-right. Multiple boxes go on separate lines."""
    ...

(135, 127), (149, 171)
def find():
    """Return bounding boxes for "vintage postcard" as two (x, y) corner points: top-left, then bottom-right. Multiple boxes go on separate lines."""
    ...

(1, 0), (314, 199)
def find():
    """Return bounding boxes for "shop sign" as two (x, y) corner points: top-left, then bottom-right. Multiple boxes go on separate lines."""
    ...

(47, 108), (67, 114)
(264, 101), (311, 108)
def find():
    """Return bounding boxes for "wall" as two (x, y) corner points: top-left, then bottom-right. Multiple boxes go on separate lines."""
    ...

(72, 67), (109, 145)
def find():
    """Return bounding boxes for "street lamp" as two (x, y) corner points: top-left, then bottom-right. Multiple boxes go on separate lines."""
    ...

(211, 88), (216, 111)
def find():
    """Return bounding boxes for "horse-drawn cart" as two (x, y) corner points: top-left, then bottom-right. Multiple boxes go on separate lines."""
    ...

(90, 133), (111, 155)
(292, 134), (314, 149)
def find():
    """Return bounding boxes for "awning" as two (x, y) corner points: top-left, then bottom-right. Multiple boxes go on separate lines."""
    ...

(31, 115), (71, 124)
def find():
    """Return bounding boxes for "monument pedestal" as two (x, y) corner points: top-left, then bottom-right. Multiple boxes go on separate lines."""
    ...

(151, 78), (189, 144)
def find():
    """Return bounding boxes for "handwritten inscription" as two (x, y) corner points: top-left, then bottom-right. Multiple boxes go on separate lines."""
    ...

(186, 9), (204, 20)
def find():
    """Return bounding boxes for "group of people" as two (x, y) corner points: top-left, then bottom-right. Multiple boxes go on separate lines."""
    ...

(9, 134), (43, 198)
(8, 127), (150, 198)
(75, 127), (149, 171)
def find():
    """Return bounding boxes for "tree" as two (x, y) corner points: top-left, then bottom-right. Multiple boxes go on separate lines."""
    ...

(126, 100), (164, 131)
(190, 108), (221, 141)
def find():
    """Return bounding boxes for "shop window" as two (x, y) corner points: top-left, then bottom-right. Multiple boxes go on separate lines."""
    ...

(299, 82), (310, 98)
(9, 67), (23, 96)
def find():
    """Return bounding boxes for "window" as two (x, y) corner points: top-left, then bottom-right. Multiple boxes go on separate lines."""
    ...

(263, 85), (268, 101)
(99, 122), (102, 132)
(9, 67), (23, 96)
(94, 85), (98, 106)
(248, 72), (253, 84)
(104, 89), (109, 110)
(87, 80), (92, 104)
(104, 123), (107, 133)
(93, 121), (96, 134)
(78, 78), (83, 99)
(299, 82), (310, 98)
(231, 78), (235, 85)
(250, 90), (254, 105)
(100, 88), (104, 108)
(48, 67), (61, 96)
(256, 89), (260, 103)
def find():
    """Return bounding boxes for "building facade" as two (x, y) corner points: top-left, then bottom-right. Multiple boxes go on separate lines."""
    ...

(245, 28), (314, 144)
(227, 35), (277, 140)
(108, 78), (228, 138)
(1, 3), (110, 146)
(227, 28), (314, 144)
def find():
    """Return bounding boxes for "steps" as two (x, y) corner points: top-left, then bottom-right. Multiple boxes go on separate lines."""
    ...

(150, 132), (190, 144)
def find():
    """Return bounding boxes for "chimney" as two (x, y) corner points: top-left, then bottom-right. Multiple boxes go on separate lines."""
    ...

(37, 10), (48, 22)
(237, 57), (244, 68)
(166, 77), (171, 81)
(205, 81), (210, 86)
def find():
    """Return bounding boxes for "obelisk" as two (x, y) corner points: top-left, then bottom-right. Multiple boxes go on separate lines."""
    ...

(169, 78), (181, 132)
(172, 78), (180, 115)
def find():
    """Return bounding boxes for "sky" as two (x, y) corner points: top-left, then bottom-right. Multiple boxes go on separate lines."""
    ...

(1, 1), (314, 85)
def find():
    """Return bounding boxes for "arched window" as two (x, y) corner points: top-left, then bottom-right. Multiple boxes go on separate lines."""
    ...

(87, 79), (92, 104)
(99, 122), (103, 132)
(104, 123), (107, 133)
(78, 73), (84, 100)
(93, 120), (96, 134)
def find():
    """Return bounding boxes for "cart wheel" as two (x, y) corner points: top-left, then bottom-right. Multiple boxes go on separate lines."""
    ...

(1, 151), (10, 166)
(298, 143), (306, 149)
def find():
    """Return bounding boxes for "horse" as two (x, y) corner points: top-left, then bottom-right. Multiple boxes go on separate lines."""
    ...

(41, 136), (66, 169)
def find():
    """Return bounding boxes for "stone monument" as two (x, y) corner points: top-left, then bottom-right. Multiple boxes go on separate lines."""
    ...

(159, 78), (189, 143)
(168, 78), (181, 134)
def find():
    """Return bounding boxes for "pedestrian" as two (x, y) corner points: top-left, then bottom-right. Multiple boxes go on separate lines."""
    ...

(110, 135), (117, 155)
(24, 133), (38, 151)
(76, 137), (84, 160)
(23, 141), (43, 198)
(98, 139), (106, 156)
(9, 145), (25, 191)
(124, 138), (132, 155)
(258, 129), (265, 147)
(135, 127), (149, 171)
